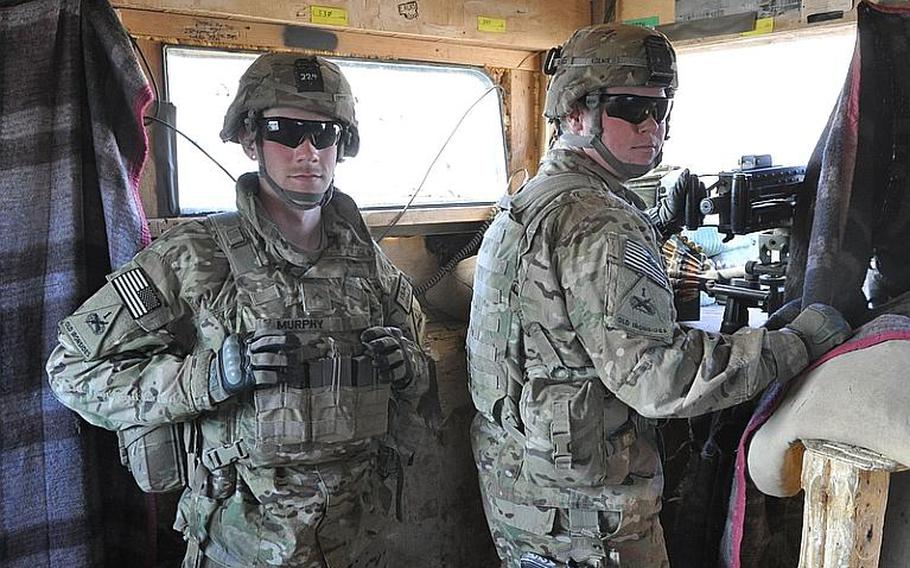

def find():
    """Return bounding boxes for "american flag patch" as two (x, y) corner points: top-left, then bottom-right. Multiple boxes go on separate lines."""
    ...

(111, 268), (162, 319)
(623, 239), (669, 289)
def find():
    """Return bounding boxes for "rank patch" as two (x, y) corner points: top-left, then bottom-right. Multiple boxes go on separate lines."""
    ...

(623, 239), (669, 289)
(111, 268), (161, 319)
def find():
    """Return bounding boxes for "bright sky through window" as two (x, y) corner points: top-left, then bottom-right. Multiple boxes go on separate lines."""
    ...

(165, 48), (507, 214)
(662, 26), (856, 174)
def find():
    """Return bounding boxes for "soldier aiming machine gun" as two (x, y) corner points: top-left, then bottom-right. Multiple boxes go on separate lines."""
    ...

(682, 155), (806, 333)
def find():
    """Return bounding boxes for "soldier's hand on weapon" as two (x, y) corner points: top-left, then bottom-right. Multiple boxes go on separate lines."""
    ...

(763, 298), (802, 331)
(208, 331), (292, 403)
(781, 303), (852, 364)
(650, 168), (706, 236)
(361, 326), (418, 389)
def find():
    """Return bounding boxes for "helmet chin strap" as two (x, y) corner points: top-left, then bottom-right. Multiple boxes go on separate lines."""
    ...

(559, 106), (661, 181)
(254, 138), (335, 210)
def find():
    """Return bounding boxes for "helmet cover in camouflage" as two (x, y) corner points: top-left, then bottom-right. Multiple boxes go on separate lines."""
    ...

(221, 53), (360, 157)
(543, 24), (678, 120)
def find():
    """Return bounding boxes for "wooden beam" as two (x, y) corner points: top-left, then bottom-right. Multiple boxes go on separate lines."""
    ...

(120, 8), (542, 70)
(538, 71), (552, 176)
(148, 205), (495, 239)
(135, 39), (163, 219)
(114, 0), (589, 51)
(799, 440), (907, 568)
(504, 68), (543, 182)
(363, 205), (493, 237)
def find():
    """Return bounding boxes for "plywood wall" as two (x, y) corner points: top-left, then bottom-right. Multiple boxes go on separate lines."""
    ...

(114, 0), (591, 50)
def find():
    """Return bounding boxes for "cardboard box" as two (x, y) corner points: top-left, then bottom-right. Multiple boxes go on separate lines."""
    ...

(619, 0), (675, 26)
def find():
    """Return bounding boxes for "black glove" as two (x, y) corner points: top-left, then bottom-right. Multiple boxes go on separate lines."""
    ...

(208, 332), (291, 403)
(783, 303), (852, 363)
(647, 168), (705, 237)
(361, 326), (418, 388)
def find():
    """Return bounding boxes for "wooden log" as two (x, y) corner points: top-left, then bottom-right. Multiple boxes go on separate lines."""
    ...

(799, 439), (907, 568)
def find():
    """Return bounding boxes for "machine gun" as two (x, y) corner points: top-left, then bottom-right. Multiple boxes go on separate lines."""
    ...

(683, 155), (806, 333)
(694, 154), (806, 241)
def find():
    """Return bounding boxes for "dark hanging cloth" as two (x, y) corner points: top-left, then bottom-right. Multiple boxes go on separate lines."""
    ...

(786, 0), (910, 324)
(0, 0), (152, 566)
(721, 2), (910, 566)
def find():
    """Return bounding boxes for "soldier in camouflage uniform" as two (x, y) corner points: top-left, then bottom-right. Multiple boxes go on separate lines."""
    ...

(466, 24), (852, 568)
(47, 53), (433, 567)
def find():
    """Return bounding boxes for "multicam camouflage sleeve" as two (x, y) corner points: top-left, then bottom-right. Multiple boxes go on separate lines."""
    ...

(550, 204), (809, 419)
(46, 222), (222, 431)
(375, 247), (428, 370)
(373, 245), (439, 430)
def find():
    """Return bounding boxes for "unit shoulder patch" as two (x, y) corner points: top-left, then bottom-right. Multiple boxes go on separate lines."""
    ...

(611, 278), (673, 342)
(59, 285), (125, 359)
(607, 239), (674, 342)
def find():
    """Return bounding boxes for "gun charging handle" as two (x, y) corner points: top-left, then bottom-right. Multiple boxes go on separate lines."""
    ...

(684, 173), (708, 230)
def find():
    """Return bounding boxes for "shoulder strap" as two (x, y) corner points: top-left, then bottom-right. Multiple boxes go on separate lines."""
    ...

(207, 211), (262, 279)
(324, 189), (376, 262)
(510, 172), (594, 216)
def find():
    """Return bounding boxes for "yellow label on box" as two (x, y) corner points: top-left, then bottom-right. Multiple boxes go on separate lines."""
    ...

(311, 5), (348, 26)
(742, 17), (774, 36)
(477, 16), (506, 33)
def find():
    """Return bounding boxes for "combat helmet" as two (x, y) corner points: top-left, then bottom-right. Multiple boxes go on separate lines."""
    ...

(543, 23), (677, 179)
(221, 53), (359, 209)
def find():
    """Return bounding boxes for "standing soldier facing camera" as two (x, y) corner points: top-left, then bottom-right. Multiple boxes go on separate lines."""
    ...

(466, 23), (851, 568)
(48, 53), (435, 568)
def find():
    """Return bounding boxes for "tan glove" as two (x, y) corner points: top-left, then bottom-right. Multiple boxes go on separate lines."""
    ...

(781, 303), (852, 363)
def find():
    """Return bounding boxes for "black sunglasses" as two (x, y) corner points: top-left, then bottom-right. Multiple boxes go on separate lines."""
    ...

(600, 95), (673, 125)
(258, 117), (344, 150)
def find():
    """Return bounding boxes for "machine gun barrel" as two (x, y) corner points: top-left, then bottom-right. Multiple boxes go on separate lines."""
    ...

(704, 281), (771, 302)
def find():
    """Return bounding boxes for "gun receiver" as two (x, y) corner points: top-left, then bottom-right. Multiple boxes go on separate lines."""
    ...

(691, 156), (806, 240)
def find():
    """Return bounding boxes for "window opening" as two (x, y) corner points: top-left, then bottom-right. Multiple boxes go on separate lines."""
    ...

(164, 47), (508, 214)
(662, 26), (857, 174)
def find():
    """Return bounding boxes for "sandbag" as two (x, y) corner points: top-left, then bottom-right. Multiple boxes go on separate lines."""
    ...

(748, 336), (910, 497)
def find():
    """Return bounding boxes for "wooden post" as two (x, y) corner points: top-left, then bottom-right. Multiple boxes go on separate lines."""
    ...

(799, 440), (907, 568)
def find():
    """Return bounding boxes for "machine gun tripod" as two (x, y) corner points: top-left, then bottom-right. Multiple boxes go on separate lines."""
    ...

(682, 155), (806, 332)
(701, 231), (790, 333)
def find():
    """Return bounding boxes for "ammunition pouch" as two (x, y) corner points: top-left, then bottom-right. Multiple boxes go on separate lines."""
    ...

(467, 201), (526, 424)
(467, 174), (597, 428)
(117, 423), (187, 493)
(520, 377), (635, 488)
(207, 209), (391, 469)
(242, 354), (391, 466)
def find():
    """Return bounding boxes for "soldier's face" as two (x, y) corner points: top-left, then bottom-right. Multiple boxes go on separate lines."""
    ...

(577, 86), (669, 174)
(258, 107), (338, 197)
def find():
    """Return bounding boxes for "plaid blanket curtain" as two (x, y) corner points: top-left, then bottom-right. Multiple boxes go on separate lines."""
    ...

(786, 0), (910, 324)
(0, 0), (152, 565)
(721, 2), (910, 566)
